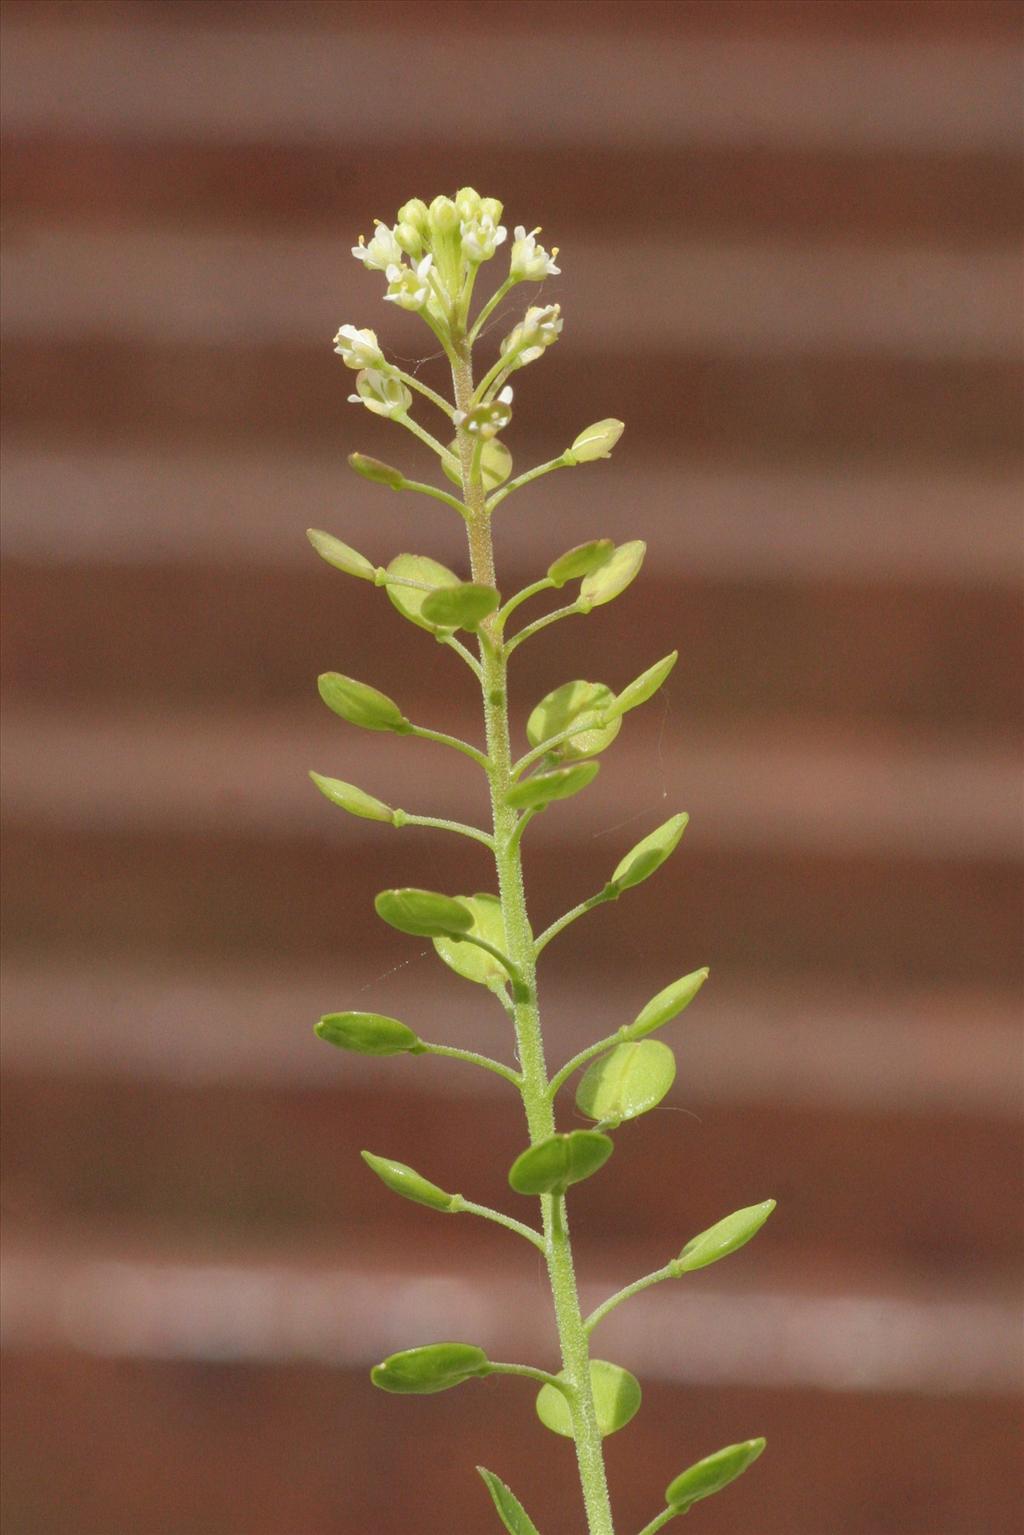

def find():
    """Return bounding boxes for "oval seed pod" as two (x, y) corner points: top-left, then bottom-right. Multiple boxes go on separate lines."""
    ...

(374, 887), (474, 938)
(421, 582), (500, 632)
(346, 452), (406, 489)
(676, 1201), (776, 1274)
(360, 1151), (456, 1212)
(371, 1342), (491, 1394)
(476, 1467), (542, 1535)
(506, 760), (599, 811)
(578, 539), (645, 610)
(626, 967), (709, 1040)
(568, 418), (625, 464)
(536, 1360), (641, 1438)
(317, 672), (410, 733)
(508, 1130), (613, 1196)
(442, 437), (513, 490)
(433, 892), (509, 986)
(385, 552), (461, 633)
(546, 539), (614, 588)
(575, 1039), (676, 1127)
(306, 528), (378, 580)
(309, 771), (394, 823)
(602, 651), (678, 723)
(314, 1011), (421, 1056)
(525, 680), (620, 760)
(608, 813), (688, 893)
(665, 1438), (766, 1511)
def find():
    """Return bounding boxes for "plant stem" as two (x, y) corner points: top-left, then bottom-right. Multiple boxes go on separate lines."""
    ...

(452, 337), (616, 1535)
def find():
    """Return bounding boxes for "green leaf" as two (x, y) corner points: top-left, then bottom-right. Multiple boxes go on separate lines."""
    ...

(575, 1040), (676, 1127)
(665, 1438), (766, 1511)
(526, 680), (621, 760)
(568, 418), (624, 464)
(309, 771), (394, 823)
(433, 893), (509, 986)
(506, 760), (600, 811)
(421, 581), (500, 632)
(361, 1151), (455, 1212)
(443, 437), (513, 489)
(306, 528), (378, 580)
(318, 673), (411, 733)
(625, 968), (709, 1040)
(371, 1342), (491, 1394)
(535, 1360), (641, 1438)
(374, 887), (474, 939)
(546, 539), (615, 588)
(476, 1468), (543, 1535)
(676, 1201), (776, 1274)
(347, 452), (405, 488)
(602, 651), (678, 723)
(314, 1011), (421, 1056)
(385, 553), (461, 633)
(578, 540), (646, 610)
(508, 1130), (613, 1196)
(608, 813), (688, 893)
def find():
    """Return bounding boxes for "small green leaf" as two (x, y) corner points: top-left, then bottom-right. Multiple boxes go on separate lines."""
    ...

(306, 528), (378, 580)
(536, 1360), (641, 1438)
(347, 452), (406, 489)
(506, 760), (600, 811)
(547, 539), (615, 588)
(318, 673), (411, 733)
(508, 1131), (613, 1196)
(477, 1467), (543, 1535)
(374, 887), (474, 938)
(578, 540), (646, 610)
(676, 1201), (776, 1274)
(526, 680), (621, 760)
(568, 418), (624, 464)
(385, 553), (461, 633)
(609, 813), (688, 893)
(433, 893), (509, 986)
(665, 1438), (766, 1511)
(309, 771), (394, 823)
(625, 968), (709, 1040)
(314, 1011), (421, 1056)
(361, 1151), (456, 1212)
(602, 651), (678, 723)
(371, 1342), (490, 1394)
(575, 1040), (676, 1127)
(443, 437), (513, 489)
(421, 581), (500, 632)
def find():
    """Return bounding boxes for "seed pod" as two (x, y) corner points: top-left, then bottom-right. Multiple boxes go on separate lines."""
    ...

(433, 893), (508, 986)
(665, 1438), (766, 1511)
(575, 1040), (676, 1127)
(547, 539), (615, 587)
(306, 528), (378, 580)
(374, 887), (474, 938)
(346, 453), (406, 489)
(317, 673), (411, 733)
(506, 760), (599, 811)
(309, 771), (394, 823)
(361, 1151), (456, 1212)
(508, 1130), (613, 1196)
(625, 968), (709, 1040)
(578, 540), (645, 610)
(526, 680), (620, 760)
(385, 552), (461, 634)
(602, 651), (678, 723)
(568, 418), (624, 463)
(608, 813), (688, 893)
(442, 437), (512, 490)
(676, 1201), (776, 1274)
(536, 1360), (640, 1438)
(314, 1011), (421, 1056)
(421, 582), (500, 632)
(371, 1342), (490, 1394)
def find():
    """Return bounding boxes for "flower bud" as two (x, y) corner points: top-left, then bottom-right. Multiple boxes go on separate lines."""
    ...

(397, 197), (430, 235)
(455, 185), (482, 221)
(428, 195), (459, 237)
(332, 324), (386, 371)
(347, 452), (405, 489)
(568, 418), (624, 463)
(480, 196), (503, 224)
(394, 221), (425, 258)
(347, 369), (412, 418)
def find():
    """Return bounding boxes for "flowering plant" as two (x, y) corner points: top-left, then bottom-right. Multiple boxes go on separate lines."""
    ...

(311, 189), (773, 1535)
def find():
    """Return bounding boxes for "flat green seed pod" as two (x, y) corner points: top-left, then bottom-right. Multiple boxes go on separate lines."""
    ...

(526, 680), (621, 760)
(579, 539), (646, 610)
(506, 760), (599, 811)
(569, 418), (624, 463)
(626, 968), (709, 1040)
(317, 672), (411, 733)
(421, 581), (500, 632)
(476, 1467), (542, 1535)
(508, 1130), (613, 1196)
(442, 437), (513, 489)
(609, 813), (688, 892)
(676, 1201), (776, 1274)
(575, 1039), (676, 1127)
(604, 651), (678, 722)
(360, 1151), (455, 1212)
(665, 1438), (766, 1511)
(433, 893), (509, 986)
(346, 452), (405, 488)
(314, 1011), (420, 1056)
(309, 771), (394, 823)
(385, 553), (461, 633)
(306, 528), (378, 580)
(536, 1360), (641, 1439)
(375, 887), (474, 938)
(371, 1342), (490, 1394)
(546, 539), (614, 588)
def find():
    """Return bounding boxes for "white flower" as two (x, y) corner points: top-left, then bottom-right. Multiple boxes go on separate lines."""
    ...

(509, 226), (560, 282)
(460, 214), (507, 265)
(347, 369), (413, 418)
(453, 386), (513, 440)
(383, 254), (434, 312)
(332, 325), (385, 371)
(500, 304), (563, 368)
(352, 222), (404, 272)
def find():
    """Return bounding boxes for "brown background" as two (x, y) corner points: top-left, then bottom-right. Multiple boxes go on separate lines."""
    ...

(1, 2), (1022, 1533)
